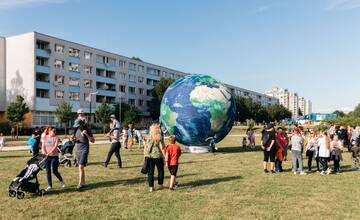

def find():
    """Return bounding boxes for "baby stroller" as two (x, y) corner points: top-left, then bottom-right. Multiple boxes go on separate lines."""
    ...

(8, 154), (47, 199)
(58, 139), (76, 167)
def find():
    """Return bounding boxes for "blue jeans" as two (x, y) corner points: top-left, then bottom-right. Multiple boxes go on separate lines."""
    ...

(45, 156), (63, 187)
(292, 150), (303, 172)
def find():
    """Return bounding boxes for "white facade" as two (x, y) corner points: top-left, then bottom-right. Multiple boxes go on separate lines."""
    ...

(1, 32), (279, 126)
(266, 86), (312, 120)
(0, 36), (5, 112)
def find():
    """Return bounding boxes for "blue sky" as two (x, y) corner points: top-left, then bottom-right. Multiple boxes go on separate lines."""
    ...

(1, 0), (360, 113)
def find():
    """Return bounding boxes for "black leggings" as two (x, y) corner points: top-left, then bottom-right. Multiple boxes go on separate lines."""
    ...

(307, 151), (314, 171)
(147, 158), (164, 187)
(105, 142), (122, 167)
(319, 157), (329, 172)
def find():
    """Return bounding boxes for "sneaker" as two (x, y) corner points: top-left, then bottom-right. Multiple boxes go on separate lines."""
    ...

(76, 184), (84, 190)
(60, 182), (66, 189)
(293, 171), (297, 175)
(320, 171), (325, 175)
(149, 187), (155, 192)
(271, 170), (276, 174)
(174, 182), (179, 189)
(326, 169), (331, 175)
(103, 163), (108, 168)
(158, 185), (164, 190)
(299, 172), (307, 175)
(45, 186), (52, 191)
(169, 187), (174, 191)
(264, 169), (269, 173)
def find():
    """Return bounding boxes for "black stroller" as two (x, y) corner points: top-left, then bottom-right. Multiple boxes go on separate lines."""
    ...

(8, 154), (47, 199)
(58, 139), (76, 167)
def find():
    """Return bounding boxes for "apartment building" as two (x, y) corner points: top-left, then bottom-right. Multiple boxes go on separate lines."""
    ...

(265, 86), (312, 120)
(1, 32), (278, 127)
(0, 36), (5, 119)
(227, 84), (278, 107)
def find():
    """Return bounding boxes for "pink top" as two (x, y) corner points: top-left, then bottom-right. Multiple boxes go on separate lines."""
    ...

(42, 135), (59, 156)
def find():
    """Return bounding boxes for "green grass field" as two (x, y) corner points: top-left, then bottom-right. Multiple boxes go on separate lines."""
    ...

(1, 129), (360, 220)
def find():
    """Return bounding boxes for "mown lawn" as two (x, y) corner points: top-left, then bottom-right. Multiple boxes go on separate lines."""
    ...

(0, 131), (359, 220)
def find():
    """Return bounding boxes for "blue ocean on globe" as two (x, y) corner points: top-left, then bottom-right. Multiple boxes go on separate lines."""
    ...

(160, 74), (236, 146)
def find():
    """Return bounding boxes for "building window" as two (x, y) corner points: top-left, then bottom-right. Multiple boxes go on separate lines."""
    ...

(69, 78), (80, 86)
(54, 60), (65, 69)
(147, 89), (152, 96)
(55, 44), (64, 54)
(138, 88), (144, 95)
(55, 90), (64, 99)
(96, 55), (104, 63)
(69, 92), (79, 101)
(119, 85), (126, 93)
(32, 111), (56, 126)
(129, 74), (136, 82)
(84, 93), (91, 102)
(138, 76), (144, 83)
(36, 57), (48, 66)
(138, 65), (145, 73)
(120, 73), (126, 80)
(84, 66), (92, 74)
(108, 58), (116, 66)
(36, 73), (49, 82)
(36, 89), (49, 98)
(54, 75), (64, 85)
(128, 99), (135, 105)
(162, 71), (167, 77)
(147, 67), (160, 76)
(69, 63), (80, 72)
(84, 79), (92, 88)
(36, 40), (49, 49)
(69, 47), (80, 57)
(129, 63), (136, 71)
(129, 87), (136, 94)
(138, 99), (144, 106)
(119, 60), (126, 69)
(84, 51), (92, 60)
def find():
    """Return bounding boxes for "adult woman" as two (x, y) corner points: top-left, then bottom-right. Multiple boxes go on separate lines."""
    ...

(331, 134), (343, 174)
(305, 130), (318, 172)
(144, 123), (165, 192)
(318, 130), (331, 175)
(291, 128), (306, 175)
(74, 120), (95, 190)
(41, 127), (65, 191)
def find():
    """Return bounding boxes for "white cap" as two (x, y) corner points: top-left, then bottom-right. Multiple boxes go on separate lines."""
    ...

(77, 109), (85, 114)
(110, 114), (116, 118)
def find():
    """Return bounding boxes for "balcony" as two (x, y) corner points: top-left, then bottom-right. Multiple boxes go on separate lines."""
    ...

(69, 86), (80, 93)
(96, 62), (117, 72)
(36, 48), (51, 58)
(97, 89), (117, 97)
(146, 74), (160, 81)
(69, 56), (80, 64)
(35, 81), (50, 90)
(36, 65), (50, 74)
(96, 75), (117, 84)
(69, 70), (81, 78)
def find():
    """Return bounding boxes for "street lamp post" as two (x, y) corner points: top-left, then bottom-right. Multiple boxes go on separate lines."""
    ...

(89, 91), (98, 124)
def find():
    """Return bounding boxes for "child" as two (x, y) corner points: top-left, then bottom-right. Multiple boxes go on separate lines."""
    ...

(0, 133), (4, 152)
(205, 135), (218, 153)
(165, 135), (181, 191)
(242, 137), (247, 148)
(121, 126), (128, 149)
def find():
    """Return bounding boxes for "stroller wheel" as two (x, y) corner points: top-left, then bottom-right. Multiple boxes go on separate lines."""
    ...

(16, 191), (25, 199)
(38, 189), (46, 196)
(8, 190), (16, 198)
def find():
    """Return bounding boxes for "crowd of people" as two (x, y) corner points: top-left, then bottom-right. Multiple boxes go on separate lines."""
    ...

(15, 109), (181, 193)
(261, 123), (360, 175)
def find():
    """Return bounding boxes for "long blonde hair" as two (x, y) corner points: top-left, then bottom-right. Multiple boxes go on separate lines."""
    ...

(322, 130), (330, 149)
(149, 123), (162, 144)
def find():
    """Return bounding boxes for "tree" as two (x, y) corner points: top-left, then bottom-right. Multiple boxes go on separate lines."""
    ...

(54, 101), (73, 136)
(131, 57), (143, 62)
(122, 106), (141, 126)
(6, 96), (29, 139)
(113, 102), (131, 122)
(352, 104), (360, 118)
(333, 110), (345, 118)
(148, 77), (175, 119)
(94, 103), (112, 134)
(267, 104), (292, 122)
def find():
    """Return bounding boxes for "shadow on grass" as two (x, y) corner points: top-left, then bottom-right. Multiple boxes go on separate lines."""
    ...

(180, 175), (242, 188)
(218, 146), (262, 154)
(0, 154), (30, 159)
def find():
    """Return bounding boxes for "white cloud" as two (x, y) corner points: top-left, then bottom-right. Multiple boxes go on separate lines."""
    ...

(0, 0), (66, 9)
(326, 0), (360, 10)
(255, 5), (271, 13)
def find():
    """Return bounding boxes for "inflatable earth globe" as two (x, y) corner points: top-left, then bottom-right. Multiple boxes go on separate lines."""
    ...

(160, 74), (236, 146)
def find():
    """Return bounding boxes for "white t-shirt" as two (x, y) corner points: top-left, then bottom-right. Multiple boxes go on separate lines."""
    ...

(111, 130), (120, 143)
(318, 137), (330, 158)
(0, 137), (4, 145)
